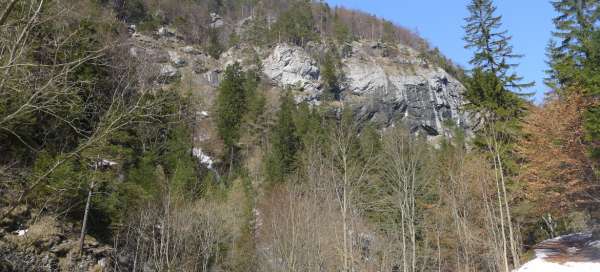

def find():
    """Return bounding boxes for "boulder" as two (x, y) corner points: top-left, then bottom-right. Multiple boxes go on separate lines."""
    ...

(181, 45), (199, 54)
(50, 240), (75, 256)
(158, 64), (180, 82)
(157, 26), (176, 37)
(168, 51), (186, 67)
(204, 69), (221, 87)
(210, 13), (224, 28)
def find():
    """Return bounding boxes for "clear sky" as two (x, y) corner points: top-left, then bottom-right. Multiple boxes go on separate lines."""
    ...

(325, 0), (557, 102)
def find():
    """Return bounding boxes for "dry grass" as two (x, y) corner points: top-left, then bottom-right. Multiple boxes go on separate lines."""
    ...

(5, 216), (60, 250)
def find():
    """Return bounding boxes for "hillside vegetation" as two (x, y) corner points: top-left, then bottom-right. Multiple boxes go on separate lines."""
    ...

(0, 0), (599, 271)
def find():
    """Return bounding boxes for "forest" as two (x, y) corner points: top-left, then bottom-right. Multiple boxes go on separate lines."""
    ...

(0, 0), (599, 271)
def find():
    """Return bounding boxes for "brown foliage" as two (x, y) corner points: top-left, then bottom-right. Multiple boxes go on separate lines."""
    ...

(518, 92), (595, 214)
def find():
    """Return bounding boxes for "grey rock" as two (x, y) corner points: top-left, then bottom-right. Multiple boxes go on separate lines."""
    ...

(210, 13), (224, 28)
(157, 26), (176, 37)
(204, 69), (221, 87)
(263, 44), (321, 100)
(158, 64), (180, 82)
(168, 51), (186, 67)
(181, 45), (199, 54)
(262, 41), (472, 136)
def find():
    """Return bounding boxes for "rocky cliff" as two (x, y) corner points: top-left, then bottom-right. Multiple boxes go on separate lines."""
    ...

(129, 28), (472, 139)
(262, 42), (471, 137)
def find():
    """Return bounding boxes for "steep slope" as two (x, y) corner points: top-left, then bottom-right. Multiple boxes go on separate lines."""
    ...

(129, 30), (472, 141)
(262, 42), (471, 136)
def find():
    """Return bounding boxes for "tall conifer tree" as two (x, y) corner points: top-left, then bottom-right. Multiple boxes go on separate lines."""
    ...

(547, 0), (600, 89)
(266, 91), (300, 183)
(463, 0), (525, 268)
(463, 0), (532, 90)
(216, 63), (247, 154)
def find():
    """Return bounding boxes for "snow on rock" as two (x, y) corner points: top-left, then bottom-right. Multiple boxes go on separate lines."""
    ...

(192, 147), (214, 169)
(97, 159), (118, 168)
(195, 111), (209, 118)
(15, 229), (28, 236)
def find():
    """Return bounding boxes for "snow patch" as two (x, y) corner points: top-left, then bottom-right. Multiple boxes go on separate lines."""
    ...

(514, 258), (600, 272)
(192, 147), (214, 169)
(515, 233), (600, 272)
(196, 111), (209, 117)
(100, 159), (118, 167)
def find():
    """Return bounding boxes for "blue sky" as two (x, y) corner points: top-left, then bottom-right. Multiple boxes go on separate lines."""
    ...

(325, 0), (557, 102)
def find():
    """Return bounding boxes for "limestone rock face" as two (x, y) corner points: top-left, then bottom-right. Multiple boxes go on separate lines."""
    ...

(128, 30), (471, 136)
(263, 44), (321, 101)
(262, 42), (471, 136)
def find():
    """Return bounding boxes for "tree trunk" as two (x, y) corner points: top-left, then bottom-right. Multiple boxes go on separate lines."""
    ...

(79, 180), (95, 257)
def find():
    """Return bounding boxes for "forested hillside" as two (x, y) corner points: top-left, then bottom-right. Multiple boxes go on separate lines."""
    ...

(0, 0), (599, 271)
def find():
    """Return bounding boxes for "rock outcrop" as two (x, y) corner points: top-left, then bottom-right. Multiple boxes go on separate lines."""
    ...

(262, 42), (471, 136)
(262, 45), (321, 102)
(127, 29), (471, 137)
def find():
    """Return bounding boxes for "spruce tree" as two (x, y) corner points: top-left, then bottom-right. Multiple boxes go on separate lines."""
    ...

(551, 0), (599, 57)
(548, 1), (600, 161)
(463, 0), (532, 90)
(216, 62), (247, 154)
(207, 28), (223, 59)
(266, 91), (300, 183)
(321, 52), (341, 100)
(272, 0), (316, 46)
(463, 1), (525, 266)
(547, 0), (600, 88)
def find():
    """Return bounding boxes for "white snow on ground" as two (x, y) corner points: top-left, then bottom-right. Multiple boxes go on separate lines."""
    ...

(192, 147), (214, 169)
(514, 233), (600, 272)
(515, 258), (600, 272)
(195, 111), (209, 118)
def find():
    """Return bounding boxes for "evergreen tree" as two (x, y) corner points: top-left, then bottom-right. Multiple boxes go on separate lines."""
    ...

(216, 63), (247, 153)
(463, 0), (532, 90)
(266, 91), (300, 183)
(245, 9), (269, 46)
(272, 0), (316, 46)
(321, 52), (342, 100)
(547, 0), (600, 89)
(547, 1), (600, 161)
(463, 0), (530, 129)
(207, 28), (224, 59)
(463, 1), (526, 266)
(551, 0), (599, 58)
